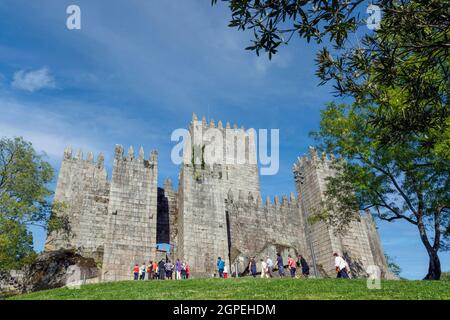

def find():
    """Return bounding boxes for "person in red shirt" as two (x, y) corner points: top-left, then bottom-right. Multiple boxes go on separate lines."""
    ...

(152, 261), (158, 280)
(287, 255), (297, 278)
(147, 261), (153, 280)
(133, 264), (139, 280)
(185, 262), (190, 279)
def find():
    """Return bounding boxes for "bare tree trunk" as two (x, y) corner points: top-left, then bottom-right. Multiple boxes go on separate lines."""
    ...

(417, 219), (441, 280)
(423, 248), (441, 280)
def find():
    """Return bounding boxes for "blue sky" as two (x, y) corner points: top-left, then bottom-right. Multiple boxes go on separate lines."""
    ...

(0, 0), (448, 280)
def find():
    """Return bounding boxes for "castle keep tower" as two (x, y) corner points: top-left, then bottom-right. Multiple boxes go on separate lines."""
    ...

(293, 147), (390, 277)
(177, 114), (260, 276)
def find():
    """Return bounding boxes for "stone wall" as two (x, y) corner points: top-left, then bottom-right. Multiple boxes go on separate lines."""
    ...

(0, 270), (24, 296)
(225, 190), (310, 275)
(102, 146), (158, 281)
(293, 147), (389, 278)
(45, 147), (109, 260)
(177, 165), (230, 277)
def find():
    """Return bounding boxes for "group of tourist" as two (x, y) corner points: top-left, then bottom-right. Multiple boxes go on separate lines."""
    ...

(133, 259), (190, 281)
(215, 253), (310, 279)
(220, 252), (350, 279)
(134, 252), (350, 280)
(247, 253), (311, 279)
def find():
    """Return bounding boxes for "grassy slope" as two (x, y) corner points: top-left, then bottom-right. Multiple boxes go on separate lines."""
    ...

(8, 278), (450, 300)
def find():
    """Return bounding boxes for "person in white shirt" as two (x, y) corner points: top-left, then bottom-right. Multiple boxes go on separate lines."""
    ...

(333, 253), (349, 279)
(260, 259), (269, 278)
(140, 262), (147, 280)
(266, 256), (274, 278)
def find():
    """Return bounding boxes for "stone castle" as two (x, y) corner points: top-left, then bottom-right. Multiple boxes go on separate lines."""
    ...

(45, 114), (391, 281)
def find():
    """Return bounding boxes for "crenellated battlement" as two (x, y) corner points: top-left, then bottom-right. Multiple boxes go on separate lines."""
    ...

(191, 112), (248, 132)
(185, 113), (258, 171)
(224, 187), (308, 274)
(63, 146), (105, 168)
(46, 145), (110, 256)
(226, 189), (299, 211)
(292, 146), (337, 172)
(114, 144), (158, 167)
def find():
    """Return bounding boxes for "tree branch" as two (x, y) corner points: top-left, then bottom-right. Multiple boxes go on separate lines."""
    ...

(374, 189), (418, 225)
(370, 162), (419, 217)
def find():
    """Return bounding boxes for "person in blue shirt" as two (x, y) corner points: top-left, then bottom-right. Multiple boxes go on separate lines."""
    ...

(276, 253), (285, 277)
(217, 257), (225, 278)
(249, 256), (257, 277)
(175, 259), (182, 280)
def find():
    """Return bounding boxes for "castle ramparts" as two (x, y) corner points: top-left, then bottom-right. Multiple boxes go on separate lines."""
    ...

(46, 114), (391, 280)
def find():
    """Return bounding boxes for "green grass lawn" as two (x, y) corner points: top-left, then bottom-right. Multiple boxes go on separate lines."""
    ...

(7, 277), (450, 300)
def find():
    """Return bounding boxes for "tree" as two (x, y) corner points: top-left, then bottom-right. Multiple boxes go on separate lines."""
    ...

(311, 102), (449, 280)
(212, 0), (364, 57)
(213, 0), (449, 280)
(0, 137), (54, 270)
(213, 0), (449, 150)
(315, 0), (449, 154)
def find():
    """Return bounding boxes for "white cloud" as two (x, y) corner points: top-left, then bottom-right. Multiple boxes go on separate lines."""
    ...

(11, 67), (55, 92)
(0, 96), (167, 166)
(0, 97), (103, 164)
